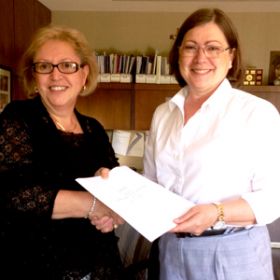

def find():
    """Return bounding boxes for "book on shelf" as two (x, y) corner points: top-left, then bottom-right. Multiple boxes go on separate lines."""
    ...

(96, 50), (178, 84)
(96, 52), (135, 83)
(128, 56), (136, 75)
(156, 55), (161, 84)
(152, 49), (158, 75)
(135, 56), (142, 75)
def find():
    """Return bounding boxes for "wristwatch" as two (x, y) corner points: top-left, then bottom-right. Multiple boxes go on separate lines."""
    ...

(212, 202), (226, 230)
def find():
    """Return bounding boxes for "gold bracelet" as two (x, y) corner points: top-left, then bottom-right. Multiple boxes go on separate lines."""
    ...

(212, 202), (225, 229)
(213, 202), (224, 222)
(85, 197), (97, 219)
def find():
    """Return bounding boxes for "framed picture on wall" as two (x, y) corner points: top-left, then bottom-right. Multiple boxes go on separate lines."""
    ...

(0, 65), (12, 113)
(268, 51), (280, 85)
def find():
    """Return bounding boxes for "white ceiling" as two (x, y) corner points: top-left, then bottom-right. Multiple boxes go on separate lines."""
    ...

(38, 0), (280, 13)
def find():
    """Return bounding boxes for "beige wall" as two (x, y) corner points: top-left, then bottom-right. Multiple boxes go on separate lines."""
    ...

(52, 11), (280, 84)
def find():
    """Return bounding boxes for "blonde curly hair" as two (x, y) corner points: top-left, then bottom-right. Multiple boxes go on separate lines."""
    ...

(19, 25), (98, 98)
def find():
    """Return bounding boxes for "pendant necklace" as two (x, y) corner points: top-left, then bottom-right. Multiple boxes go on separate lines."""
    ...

(51, 115), (78, 132)
(53, 119), (66, 131)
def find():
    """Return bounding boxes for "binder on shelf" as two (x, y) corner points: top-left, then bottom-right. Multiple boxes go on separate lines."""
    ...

(160, 75), (171, 84)
(100, 73), (111, 83)
(146, 74), (157, 84)
(141, 56), (149, 74)
(152, 50), (158, 75)
(156, 55), (162, 84)
(110, 73), (121, 82)
(128, 56), (136, 75)
(120, 74), (133, 83)
(161, 57), (170, 76)
(136, 56), (143, 75)
(135, 74), (146, 83)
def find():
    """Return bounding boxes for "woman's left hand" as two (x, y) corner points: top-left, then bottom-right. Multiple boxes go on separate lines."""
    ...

(170, 204), (218, 236)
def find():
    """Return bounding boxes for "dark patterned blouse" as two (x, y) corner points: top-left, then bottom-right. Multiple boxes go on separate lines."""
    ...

(0, 96), (124, 280)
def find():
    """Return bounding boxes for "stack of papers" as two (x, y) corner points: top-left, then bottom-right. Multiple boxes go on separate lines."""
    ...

(76, 166), (194, 242)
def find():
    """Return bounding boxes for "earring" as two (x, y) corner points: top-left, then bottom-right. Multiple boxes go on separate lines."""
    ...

(79, 85), (87, 95)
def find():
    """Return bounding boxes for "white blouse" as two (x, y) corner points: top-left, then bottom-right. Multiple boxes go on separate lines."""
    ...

(143, 79), (280, 225)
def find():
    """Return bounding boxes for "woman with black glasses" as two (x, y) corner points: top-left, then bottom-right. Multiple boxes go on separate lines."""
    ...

(0, 25), (124, 280)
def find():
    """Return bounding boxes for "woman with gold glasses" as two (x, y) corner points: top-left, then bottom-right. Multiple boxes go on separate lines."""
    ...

(144, 8), (280, 280)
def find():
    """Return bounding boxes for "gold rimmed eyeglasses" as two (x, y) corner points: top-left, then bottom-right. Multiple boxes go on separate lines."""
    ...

(179, 45), (231, 58)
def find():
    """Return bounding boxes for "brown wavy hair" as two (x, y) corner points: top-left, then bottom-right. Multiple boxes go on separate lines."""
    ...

(169, 8), (244, 87)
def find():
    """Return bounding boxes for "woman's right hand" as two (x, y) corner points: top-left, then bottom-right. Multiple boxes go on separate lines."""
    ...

(88, 199), (124, 232)
(88, 167), (125, 232)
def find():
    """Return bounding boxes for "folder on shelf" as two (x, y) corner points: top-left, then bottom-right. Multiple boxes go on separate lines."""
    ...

(146, 74), (157, 84)
(111, 73), (121, 82)
(160, 75), (171, 84)
(100, 73), (111, 83)
(135, 74), (146, 83)
(120, 74), (133, 83)
(156, 55), (162, 84)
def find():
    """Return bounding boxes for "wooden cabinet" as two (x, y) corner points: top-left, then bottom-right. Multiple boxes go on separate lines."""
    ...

(13, 0), (51, 68)
(77, 83), (180, 130)
(0, 1), (14, 67)
(134, 83), (179, 130)
(77, 83), (280, 130)
(77, 83), (133, 130)
(14, 0), (37, 70)
(0, 0), (51, 100)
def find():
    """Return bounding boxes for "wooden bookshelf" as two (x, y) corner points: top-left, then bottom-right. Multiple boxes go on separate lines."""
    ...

(76, 83), (133, 130)
(133, 83), (179, 130)
(0, 0), (51, 101)
(77, 84), (280, 130)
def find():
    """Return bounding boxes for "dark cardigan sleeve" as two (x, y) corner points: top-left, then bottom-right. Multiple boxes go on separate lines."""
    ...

(0, 101), (58, 218)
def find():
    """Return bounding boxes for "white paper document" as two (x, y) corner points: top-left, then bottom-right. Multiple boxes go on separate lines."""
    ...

(76, 166), (194, 242)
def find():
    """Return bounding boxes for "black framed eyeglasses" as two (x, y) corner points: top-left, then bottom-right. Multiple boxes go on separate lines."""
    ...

(32, 62), (83, 74)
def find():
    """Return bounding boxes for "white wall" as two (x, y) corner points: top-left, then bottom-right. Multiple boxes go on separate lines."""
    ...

(52, 11), (280, 84)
